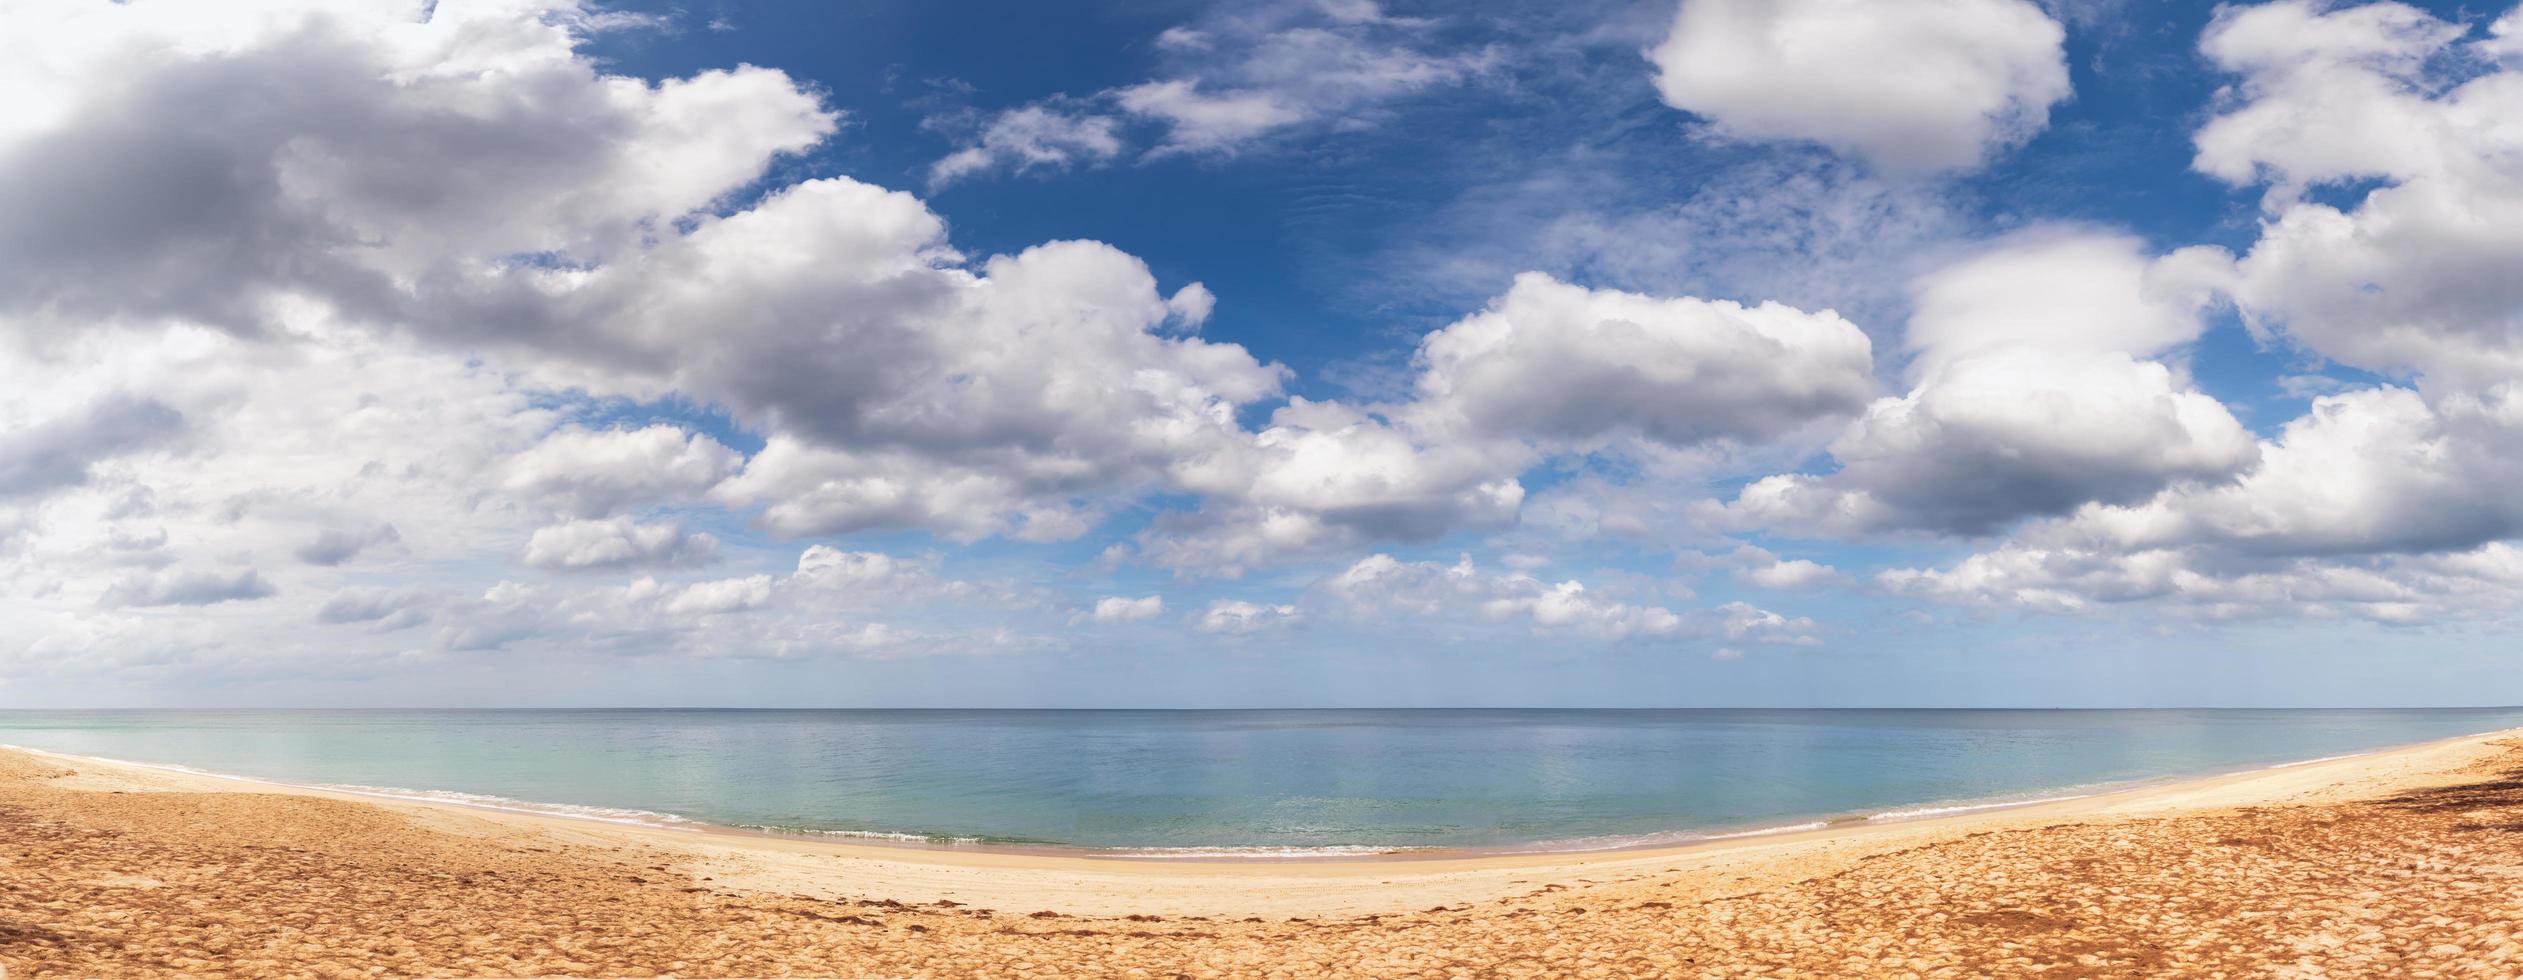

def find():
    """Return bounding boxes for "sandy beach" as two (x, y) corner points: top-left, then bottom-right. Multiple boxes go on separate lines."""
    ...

(4, 731), (2522, 977)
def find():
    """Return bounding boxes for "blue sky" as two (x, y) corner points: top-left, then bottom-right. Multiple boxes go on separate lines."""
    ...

(3, 0), (2521, 707)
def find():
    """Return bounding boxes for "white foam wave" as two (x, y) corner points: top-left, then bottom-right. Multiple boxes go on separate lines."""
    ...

(314, 783), (695, 829)
(1102, 844), (1436, 860)
(3, 744), (696, 830)
(2263, 752), (2363, 770)
(1697, 820), (1832, 841)
(745, 826), (986, 845)
(1867, 794), (2091, 822)
(1516, 820), (1839, 855)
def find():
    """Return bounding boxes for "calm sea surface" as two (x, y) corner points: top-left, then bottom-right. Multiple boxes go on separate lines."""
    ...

(5, 708), (2518, 855)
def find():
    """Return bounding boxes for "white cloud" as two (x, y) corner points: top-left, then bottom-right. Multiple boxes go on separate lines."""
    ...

(927, 103), (1123, 187)
(0, 0), (835, 333)
(1733, 549), (1840, 589)
(1318, 553), (1799, 642)
(2196, 0), (2523, 387)
(1866, 1), (2523, 624)
(501, 425), (743, 519)
(1196, 598), (1301, 634)
(1118, 20), (1494, 154)
(1113, 81), (1308, 152)
(1648, 0), (2070, 173)
(1711, 600), (1820, 645)
(1880, 385), (2523, 622)
(1720, 230), (2255, 537)
(521, 518), (718, 571)
(1084, 594), (1165, 624)
(1145, 273), (1882, 574)
(934, 0), (1494, 177)
(1410, 272), (1877, 450)
(663, 575), (774, 617)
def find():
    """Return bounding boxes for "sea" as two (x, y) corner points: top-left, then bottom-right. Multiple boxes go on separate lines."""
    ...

(5, 707), (2517, 857)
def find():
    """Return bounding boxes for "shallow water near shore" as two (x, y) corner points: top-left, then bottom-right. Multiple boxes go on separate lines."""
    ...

(4, 707), (2519, 855)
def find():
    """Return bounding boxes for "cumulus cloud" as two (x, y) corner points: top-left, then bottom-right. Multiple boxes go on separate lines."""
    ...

(0, 0), (836, 334)
(1318, 553), (1810, 642)
(1195, 598), (1301, 635)
(521, 518), (718, 571)
(501, 425), (743, 519)
(661, 575), (774, 617)
(1870, 2), (2523, 623)
(1720, 230), (2254, 537)
(0, 0), (1300, 569)
(1880, 385), (2523, 622)
(1648, 0), (2070, 173)
(1144, 273), (1881, 573)
(1081, 594), (1166, 624)
(482, 184), (1285, 541)
(1728, 547), (1841, 589)
(1409, 273), (1876, 450)
(2193, 0), (2523, 388)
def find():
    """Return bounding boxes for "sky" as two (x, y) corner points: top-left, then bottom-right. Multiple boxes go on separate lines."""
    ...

(3, 0), (2522, 708)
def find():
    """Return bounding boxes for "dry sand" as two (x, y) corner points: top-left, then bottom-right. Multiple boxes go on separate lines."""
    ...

(5, 730), (2523, 977)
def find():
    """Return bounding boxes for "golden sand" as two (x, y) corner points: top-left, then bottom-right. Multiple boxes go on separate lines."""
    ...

(4, 732), (2522, 978)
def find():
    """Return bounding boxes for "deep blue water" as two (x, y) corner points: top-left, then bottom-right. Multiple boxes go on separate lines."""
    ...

(4, 708), (2518, 854)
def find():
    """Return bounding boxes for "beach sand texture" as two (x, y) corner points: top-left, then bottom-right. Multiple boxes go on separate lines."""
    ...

(4, 732), (2522, 978)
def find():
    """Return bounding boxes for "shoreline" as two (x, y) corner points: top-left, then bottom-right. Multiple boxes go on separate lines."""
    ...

(4, 726), (2514, 878)
(0, 729), (2494, 865)
(8, 727), (2521, 975)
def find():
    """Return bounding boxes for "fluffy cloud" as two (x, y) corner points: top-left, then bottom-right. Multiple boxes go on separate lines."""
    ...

(1, 0), (1311, 558)
(2197, 0), (2523, 387)
(1084, 594), (1165, 624)
(491, 184), (1282, 541)
(1881, 385), (2523, 621)
(1648, 0), (2070, 173)
(521, 518), (718, 571)
(501, 425), (743, 519)
(1410, 273), (1876, 450)
(1721, 230), (2255, 537)
(0, 0), (835, 334)
(1873, 2), (2523, 623)
(1320, 553), (1812, 643)
(661, 575), (774, 617)
(1144, 274), (1879, 573)
(1195, 599), (1301, 635)
(1730, 548), (1841, 589)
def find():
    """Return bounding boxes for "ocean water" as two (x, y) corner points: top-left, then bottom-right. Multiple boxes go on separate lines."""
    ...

(4, 708), (2518, 855)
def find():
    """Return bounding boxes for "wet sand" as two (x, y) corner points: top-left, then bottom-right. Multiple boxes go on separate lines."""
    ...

(4, 730), (2522, 977)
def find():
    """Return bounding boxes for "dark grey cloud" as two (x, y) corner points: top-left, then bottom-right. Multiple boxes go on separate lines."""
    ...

(294, 524), (399, 566)
(0, 395), (184, 499)
(99, 568), (274, 607)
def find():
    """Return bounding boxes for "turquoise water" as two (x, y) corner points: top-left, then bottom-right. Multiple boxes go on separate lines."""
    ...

(4, 708), (2517, 855)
